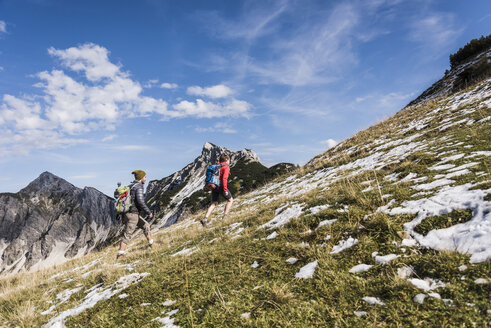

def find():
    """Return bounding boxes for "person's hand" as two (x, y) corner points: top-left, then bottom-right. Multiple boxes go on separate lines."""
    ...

(148, 213), (153, 219)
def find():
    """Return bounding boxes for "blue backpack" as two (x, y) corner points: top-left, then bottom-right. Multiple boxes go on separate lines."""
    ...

(205, 164), (222, 190)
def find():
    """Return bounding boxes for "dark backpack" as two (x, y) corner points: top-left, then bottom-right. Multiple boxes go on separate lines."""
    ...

(205, 164), (222, 191)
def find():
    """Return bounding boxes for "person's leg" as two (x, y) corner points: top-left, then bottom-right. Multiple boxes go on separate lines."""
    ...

(222, 190), (234, 220)
(118, 213), (138, 258)
(224, 197), (234, 216)
(202, 189), (219, 226)
(137, 216), (153, 247)
(205, 201), (218, 218)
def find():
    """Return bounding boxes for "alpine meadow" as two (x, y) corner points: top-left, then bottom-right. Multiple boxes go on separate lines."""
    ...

(0, 36), (490, 327)
(0, 1), (490, 327)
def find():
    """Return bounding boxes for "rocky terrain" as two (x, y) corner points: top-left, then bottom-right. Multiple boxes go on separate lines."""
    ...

(145, 142), (294, 228)
(0, 172), (119, 274)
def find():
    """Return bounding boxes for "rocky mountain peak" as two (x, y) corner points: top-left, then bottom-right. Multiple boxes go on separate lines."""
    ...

(237, 148), (260, 163)
(200, 142), (260, 164)
(19, 171), (78, 197)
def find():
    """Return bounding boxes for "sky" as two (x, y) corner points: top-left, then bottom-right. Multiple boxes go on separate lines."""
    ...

(0, 0), (489, 196)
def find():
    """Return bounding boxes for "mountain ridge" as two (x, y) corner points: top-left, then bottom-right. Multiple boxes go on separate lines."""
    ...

(0, 171), (119, 274)
(146, 142), (294, 228)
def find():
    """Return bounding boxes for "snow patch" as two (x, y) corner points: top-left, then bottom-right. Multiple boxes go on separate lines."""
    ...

(374, 254), (400, 265)
(349, 264), (372, 273)
(259, 204), (303, 230)
(43, 273), (150, 328)
(295, 261), (318, 279)
(384, 183), (491, 263)
(162, 299), (176, 306)
(330, 237), (358, 254)
(309, 204), (330, 214)
(362, 297), (385, 306)
(286, 257), (298, 265)
(413, 293), (427, 304)
(171, 247), (199, 257)
(407, 278), (446, 291)
(152, 309), (179, 328)
(316, 219), (337, 229)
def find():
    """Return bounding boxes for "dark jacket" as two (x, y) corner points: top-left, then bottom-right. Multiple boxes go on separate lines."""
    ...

(129, 180), (152, 216)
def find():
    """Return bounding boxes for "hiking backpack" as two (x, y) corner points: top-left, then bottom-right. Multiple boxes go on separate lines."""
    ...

(205, 164), (222, 191)
(114, 184), (136, 214)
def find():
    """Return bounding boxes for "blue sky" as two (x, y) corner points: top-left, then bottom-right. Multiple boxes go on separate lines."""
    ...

(0, 0), (489, 195)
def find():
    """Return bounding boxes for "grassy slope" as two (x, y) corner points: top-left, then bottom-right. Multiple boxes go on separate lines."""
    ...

(0, 80), (490, 327)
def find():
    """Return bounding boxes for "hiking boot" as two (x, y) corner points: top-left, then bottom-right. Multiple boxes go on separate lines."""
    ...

(200, 218), (208, 226)
(116, 252), (126, 260)
(146, 244), (153, 251)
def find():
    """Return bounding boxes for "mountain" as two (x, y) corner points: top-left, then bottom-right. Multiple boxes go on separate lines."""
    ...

(408, 43), (490, 106)
(0, 172), (119, 274)
(0, 43), (490, 327)
(145, 142), (295, 227)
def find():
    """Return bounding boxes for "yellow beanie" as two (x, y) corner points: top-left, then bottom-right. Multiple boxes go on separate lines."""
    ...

(132, 170), (146, 181)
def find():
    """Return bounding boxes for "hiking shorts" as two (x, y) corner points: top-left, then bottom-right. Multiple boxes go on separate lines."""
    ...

(211, 188), (232, 202)
(121, 212), (151, 244)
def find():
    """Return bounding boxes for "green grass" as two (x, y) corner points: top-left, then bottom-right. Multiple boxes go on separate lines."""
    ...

(414, 210), (474, 236)
(0, 79), (490, 328)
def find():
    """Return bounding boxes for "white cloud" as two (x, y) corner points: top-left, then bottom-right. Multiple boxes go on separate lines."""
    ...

(0, 128), (87, 157)
(201, 1), (288, 41)
(321, 139), (338, 149)
(251, 2), (360, 86)
(144, 79), (159, 88)
(0, 43), (251, 157)
(160, 82), (178, 89)
(48, 43), (121, 82)
(195, 122), (237, 134)
(102, 134), (116, 142)
(0, 21), (6, 34)
(173, 98), (251, 119)
(187, 84), (234, 99)
(0, 66), (4, 72)
(407, 12), (463, 56)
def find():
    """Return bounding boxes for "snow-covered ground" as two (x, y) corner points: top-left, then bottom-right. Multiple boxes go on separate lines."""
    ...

(43, 273), (150, 328)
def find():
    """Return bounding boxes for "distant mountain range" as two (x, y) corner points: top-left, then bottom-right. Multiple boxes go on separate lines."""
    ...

(0, 144), (294, 274)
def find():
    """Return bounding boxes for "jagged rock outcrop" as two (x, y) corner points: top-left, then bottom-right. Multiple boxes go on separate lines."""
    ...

(0, 172), (119, 274)
(146, 142), (294, 227)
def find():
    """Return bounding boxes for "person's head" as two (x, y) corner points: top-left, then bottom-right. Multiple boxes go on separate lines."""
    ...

(132, 170), (147, 183)
(219, 153), (230, 164)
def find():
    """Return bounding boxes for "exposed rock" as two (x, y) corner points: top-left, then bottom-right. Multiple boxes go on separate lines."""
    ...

(0, 172), (119, 274)
(146, 143), (294, 228)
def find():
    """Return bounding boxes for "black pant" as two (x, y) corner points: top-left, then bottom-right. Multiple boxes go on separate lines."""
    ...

(211, 188), (232, 202)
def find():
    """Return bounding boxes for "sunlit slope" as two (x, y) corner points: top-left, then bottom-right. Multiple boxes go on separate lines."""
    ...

(0, 78), (490, 327)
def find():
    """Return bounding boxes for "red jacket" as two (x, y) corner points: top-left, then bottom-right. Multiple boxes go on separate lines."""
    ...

(218, 162), (230, 192)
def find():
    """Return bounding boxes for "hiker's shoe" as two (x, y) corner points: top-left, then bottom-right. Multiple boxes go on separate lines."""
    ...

(116, 252), (126, 260)
(200, 218), (208, 226)
(146, 244), (153, 251)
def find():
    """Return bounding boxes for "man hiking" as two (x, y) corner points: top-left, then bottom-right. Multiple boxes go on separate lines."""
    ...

(117, 170), (154, 259)
(201, 154), (234, 226)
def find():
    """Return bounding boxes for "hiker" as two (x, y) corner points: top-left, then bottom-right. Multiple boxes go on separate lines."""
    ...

(117, 170), (154, 259)
(201, 154), (234, 226)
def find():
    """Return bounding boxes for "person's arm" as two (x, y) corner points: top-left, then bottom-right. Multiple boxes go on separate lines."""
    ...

(134, 184), (152, 216)
(221, 165), (230, 192)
